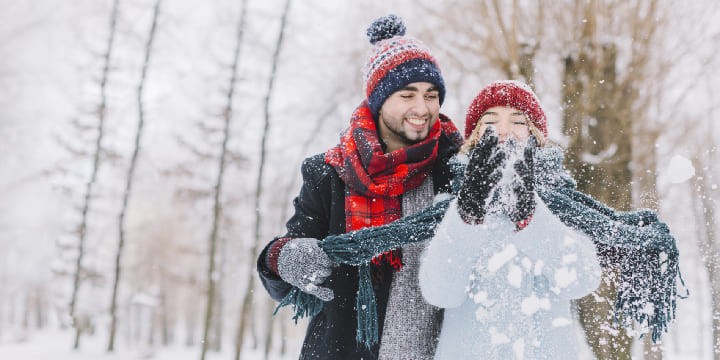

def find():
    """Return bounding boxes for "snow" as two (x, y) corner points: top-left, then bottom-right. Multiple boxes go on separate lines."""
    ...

(551, 317), (572, 328)
(487, 244), (518, 273)
(0, 330), (294, 360)
(0, 0), (719, 359)
(553, 266), (578, 289)
(506, 264), (523, 288)
(520, 293), (550, 315)
(489, 326), (511, 344)
(580, 143), (618, 165)
(484, 138), (527, 218)
(561, 254), (578, 265)
(420, 196), (602, 359)
(664, 155), (695, 184)
(131, 293), (158, 307)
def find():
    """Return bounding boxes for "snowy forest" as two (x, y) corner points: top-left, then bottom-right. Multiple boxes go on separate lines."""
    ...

(1, 0), (719, 359)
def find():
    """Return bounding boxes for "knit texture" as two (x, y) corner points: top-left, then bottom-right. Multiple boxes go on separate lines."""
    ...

(325, 101), (442, 271)
(273, 197), (452, 347)
(276, 238), (334, 301)
(378, 177), (442, 360)
(266, 237), (292, 274)
(465, 80), (547, 138)
(363, 15), (445, 119)
(315, 100), (460, 347)
(275, 146), (685, 345)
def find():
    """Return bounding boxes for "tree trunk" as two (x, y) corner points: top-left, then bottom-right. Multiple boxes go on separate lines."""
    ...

(70, 0), (120, 349)
(210, 235), (225, 352)
(108, 0), (161, 352)
(35, 289), (46, 329)
(234, 1), (290, 359)
(635, 150), (663, 360)
(23, 292), (30, 331)
(263, 305), (274, 360)
(279, 313), (287, 356)
(633, 120), (663, 359)
(185, 309), (196, 347)
(160, 286), (171, 346)
(198, 0), (249, 358)
(517, 42), (538, 89)
(633, 130), (661, 211)
(563, 43), (634, 360)
(690, 154), (720, 358)
(260, 84), (341, 358)
(148, 307), (156, 346)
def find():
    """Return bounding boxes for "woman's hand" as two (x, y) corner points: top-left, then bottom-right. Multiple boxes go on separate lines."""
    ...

(509, 136), (537, 223)
(457, 127), (506, 224)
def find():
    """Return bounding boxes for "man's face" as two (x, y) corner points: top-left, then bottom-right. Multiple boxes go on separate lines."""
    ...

(377, 82), (441, 153)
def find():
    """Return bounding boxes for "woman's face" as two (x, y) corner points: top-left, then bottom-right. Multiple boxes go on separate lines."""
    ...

(475, 106), (531, 142)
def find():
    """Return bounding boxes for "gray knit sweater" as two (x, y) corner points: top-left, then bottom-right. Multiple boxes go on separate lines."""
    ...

(378, 177), (443, 360)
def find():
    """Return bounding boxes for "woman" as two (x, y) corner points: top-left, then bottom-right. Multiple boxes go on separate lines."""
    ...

(419, 80), (602, 359)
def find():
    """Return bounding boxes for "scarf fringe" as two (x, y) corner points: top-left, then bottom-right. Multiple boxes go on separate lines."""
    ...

(356, 264), (379, 348)
(275, 187), (685, 347)
(539, 187), (687, 343)
(615, 251), (688, 342)
(273, 287), (324, 322)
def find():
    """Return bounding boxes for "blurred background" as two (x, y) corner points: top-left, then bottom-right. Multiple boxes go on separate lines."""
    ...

(0, 0), (718, 359)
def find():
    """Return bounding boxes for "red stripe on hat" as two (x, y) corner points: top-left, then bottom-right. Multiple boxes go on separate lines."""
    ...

(365, 51), (437, 98)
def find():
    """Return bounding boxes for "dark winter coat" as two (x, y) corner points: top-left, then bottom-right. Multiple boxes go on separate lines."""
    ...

(256, 133), (459, 360)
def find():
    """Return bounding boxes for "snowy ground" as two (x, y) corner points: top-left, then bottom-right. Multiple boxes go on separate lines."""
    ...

(0, 319), (707, 360)
(0, 329), (295, 360)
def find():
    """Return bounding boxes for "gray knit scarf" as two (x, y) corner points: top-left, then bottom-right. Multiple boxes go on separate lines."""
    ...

(274, 146), (686, 348)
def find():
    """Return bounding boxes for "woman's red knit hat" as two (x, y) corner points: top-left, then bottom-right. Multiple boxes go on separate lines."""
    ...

(465, 80), (547, 139)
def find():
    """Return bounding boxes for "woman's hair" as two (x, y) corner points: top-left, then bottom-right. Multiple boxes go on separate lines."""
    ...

(460, 114), (547, 154)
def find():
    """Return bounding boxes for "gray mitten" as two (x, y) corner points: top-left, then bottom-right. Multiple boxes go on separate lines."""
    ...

(277, 238), (335, 301)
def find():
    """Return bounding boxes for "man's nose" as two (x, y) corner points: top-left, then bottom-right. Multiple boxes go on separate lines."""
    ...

(412, 96), (429, 115)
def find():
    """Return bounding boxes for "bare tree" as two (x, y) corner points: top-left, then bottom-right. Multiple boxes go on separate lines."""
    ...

(691, 152), (719, 358)
(69, 0), (120, 349)
(107, 0), (161, 352)
(562, 41), (635, 358)
(197, 0), (251, 359)
(416, 0), (545, 88)
(688, 78), (720, 357)
(260, 79), (347, 358)
(559, 1), (670, 358)
(234, 0), (291, 359)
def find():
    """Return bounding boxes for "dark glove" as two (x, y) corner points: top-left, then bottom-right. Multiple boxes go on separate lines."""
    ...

(457, 127), (506, 224)
(277, 238), (334, 301)
(510, 136), (537, 222)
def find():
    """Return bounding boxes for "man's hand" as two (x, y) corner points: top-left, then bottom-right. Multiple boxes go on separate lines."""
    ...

(457, 127), (506, 224)
(277, 238), (335, 301)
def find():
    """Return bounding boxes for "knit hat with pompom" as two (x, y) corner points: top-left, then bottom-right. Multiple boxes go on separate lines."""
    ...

(363, 15), (445, 119)
(464, 80), (548, 139)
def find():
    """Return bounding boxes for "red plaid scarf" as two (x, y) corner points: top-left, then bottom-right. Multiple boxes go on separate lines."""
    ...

(326, 101), (461, 270)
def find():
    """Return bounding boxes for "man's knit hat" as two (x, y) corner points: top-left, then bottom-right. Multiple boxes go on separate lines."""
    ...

(363, 15), (446, 119)
(465, 80), (548, 139)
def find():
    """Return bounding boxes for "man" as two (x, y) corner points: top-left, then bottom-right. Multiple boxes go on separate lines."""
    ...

(256, 14), (463, 360)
